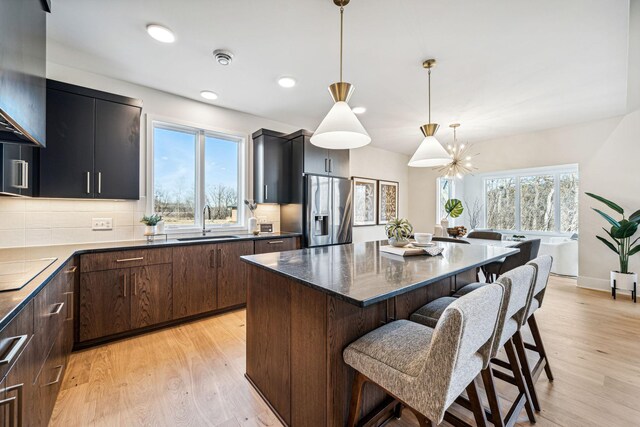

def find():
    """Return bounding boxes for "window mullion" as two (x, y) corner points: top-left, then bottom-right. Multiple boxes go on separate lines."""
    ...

(195, 130), (206, 227)
(554, 172), (561, 233)
(515, 176), (521, 232)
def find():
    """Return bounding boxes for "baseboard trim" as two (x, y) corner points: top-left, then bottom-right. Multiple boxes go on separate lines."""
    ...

(577, 276), (610, 292)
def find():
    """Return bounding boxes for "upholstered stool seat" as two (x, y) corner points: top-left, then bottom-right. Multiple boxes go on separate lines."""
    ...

(410, 297), (456, 328)
(344, 320), (434, 378)
(454, 282), (486, 297)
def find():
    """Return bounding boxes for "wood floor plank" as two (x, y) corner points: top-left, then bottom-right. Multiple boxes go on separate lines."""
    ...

(51, 276), (640, 427)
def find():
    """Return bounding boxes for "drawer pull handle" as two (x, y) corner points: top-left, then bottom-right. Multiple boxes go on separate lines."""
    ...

(66, 266), (78, 274)
(0, 334), (28, 366)
(42, 365), (64, 387)
(267, 241), (284, 244)
(64, 292), (74, 321)
(116, 257), (144, 263)
(49, 302), (65, 316)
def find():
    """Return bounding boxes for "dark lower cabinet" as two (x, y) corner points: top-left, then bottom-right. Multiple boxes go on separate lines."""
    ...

(79, 269), (130, 342)
(172, 244), (217, 318)
(255, 237), (301, 254)
(217, 241), (254, 309)
(130, 264), (173, 329)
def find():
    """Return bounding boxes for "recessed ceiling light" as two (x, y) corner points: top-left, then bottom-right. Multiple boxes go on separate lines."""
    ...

(146, 24), (175, 43)
(352, 107), (367, 115)
(200, 90), (218, 100)
(278, 77), (297, 88)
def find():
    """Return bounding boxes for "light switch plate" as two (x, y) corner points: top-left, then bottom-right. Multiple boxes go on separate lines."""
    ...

(92, 218), (113, 230)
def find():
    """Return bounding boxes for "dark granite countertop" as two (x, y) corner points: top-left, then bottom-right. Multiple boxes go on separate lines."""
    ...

(241, 240), (519, 307)
(0, 231), (301, 330)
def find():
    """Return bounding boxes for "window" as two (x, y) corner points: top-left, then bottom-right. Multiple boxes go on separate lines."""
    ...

(151, 121), (245, 229)
(483, 166), (578, 234)
(437, 178), (455, 221)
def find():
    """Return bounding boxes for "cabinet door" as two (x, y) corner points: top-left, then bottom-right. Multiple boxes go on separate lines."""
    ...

(39, 88), (95, 198)
(79, 269), (131, 342)
(130, 264), (173, 329)
(303, 139), (328, 175)
(94, 99), (140, 200)
(5, 338), (37, 427)
(254, 237), (301, 254)
(328, 149), (350, 178)
(217, 241), (254, 309)
(0, 143), (20, 195)
(172, 245), (217, 318)
(254, 135), (290, 203)
(18, 145), (34, 197)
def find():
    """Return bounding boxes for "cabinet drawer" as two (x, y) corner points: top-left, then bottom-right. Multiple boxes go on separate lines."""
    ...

(0, 300), (34, 379)
(35, 327), (67, 426)
(81, 248), (172, 272)
(254, 237), (300, 254)
(34, 272), (66, 366)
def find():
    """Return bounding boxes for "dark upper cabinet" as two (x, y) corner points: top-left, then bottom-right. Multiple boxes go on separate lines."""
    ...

(94, 100), (140, 199)
(39, 88), (95, 198)
(38, 80), (142, 199)
(0, 0), (48, 147)
(294, 131), (351, 178)
(0, 143), (35, 196)
(252, 129), (291, 204)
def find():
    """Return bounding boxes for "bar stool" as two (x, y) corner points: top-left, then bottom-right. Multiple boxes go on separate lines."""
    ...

(483, 240), (535, 282)
(411, 265), (538, 427)
(467, 231), (502, 240)
(343, 283), (505, 427)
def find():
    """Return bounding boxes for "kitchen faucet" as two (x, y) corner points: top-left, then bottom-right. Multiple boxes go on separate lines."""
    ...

(202, 204), (212, 235)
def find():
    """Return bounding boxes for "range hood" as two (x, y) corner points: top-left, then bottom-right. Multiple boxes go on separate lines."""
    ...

(0, 0), (49, 147)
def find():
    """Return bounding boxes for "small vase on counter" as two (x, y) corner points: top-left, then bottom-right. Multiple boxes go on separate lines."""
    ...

(248, 216), (258, 234)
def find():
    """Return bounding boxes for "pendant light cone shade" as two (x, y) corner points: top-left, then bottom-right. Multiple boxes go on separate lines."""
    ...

(408, 135), (452, 167)
(310, 101), (371, 149)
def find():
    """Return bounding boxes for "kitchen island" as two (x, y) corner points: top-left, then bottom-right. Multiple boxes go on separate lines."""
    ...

(241, 240), (518, 427)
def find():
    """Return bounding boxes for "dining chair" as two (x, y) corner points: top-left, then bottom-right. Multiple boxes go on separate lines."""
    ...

(467, 231), (503, 240)
(432, 237), (471, 244)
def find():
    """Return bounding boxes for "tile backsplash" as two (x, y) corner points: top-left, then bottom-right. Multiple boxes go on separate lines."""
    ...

(0, 198), (282, 249)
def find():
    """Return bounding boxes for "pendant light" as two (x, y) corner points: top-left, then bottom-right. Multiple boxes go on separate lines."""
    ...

(311, 0), (371, 150)
(437, 123), (478, 179)
(408, 59), (452, 167)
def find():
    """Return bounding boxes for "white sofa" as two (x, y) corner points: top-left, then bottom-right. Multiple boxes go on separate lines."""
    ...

(539, 237), (579, 276)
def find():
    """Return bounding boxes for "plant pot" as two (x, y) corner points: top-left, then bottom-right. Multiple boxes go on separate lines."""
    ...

(440, 219), (450, 229)
(388, 237), (410, 248)
(144, 225), (157, 236)
(610, 271), (637, 291)
(248, 216), (258, 233)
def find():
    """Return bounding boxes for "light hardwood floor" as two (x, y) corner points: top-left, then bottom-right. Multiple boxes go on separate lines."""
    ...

(51, 276), (640, 427)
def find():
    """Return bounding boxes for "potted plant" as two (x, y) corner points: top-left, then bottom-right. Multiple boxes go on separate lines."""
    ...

(586, 192), (640, 301)
(385, 218), (414, 247)
(140, 214), (163, 236)
(441, 198), (464, 229)
(244, 199), (258, 234)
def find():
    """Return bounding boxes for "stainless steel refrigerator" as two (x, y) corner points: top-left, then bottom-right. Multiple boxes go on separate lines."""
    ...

(304, 174), (353, 247)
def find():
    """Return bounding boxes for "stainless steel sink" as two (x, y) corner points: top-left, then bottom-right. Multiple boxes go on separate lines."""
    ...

(176, 235), (241, 242)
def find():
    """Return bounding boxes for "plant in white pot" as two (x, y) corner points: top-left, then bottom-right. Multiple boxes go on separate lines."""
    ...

(385, 218), (414, 248)
(587, 192), (640, 302)
(441, 198), (464, 229)
(140, 214), (163, 236)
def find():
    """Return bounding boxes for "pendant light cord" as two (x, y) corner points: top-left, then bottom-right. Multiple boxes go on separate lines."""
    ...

(340, 6), (344, 82)
(428, 68), (431, 123)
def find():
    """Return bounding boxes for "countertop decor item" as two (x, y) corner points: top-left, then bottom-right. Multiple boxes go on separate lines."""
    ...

(408, 59), (452, 168)
(378, 180), (399, 225)
(441, 198), (464, 229)
(244, 199), (258, 233)
(310, 0), (370, 149)
(438, 123), (479, 179)
(586, 192), (640, 302)
(140, 214), (163, 236)
(385, 218), (413, 247)
(353, 177), (377, 226)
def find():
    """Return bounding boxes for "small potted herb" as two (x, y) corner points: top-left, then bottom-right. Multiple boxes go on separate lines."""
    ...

(140, 214), (163, 236)
(385, 218), (414, 247)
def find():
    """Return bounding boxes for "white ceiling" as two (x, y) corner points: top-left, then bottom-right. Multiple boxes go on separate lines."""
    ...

(46, 0), (631, 154)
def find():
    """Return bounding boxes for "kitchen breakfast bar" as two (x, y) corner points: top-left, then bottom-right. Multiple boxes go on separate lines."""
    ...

(241, 240), (518, 427)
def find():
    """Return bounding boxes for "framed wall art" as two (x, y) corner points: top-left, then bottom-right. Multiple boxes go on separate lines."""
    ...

(352, 177), (377, 226)
(378, 180), (399, 225)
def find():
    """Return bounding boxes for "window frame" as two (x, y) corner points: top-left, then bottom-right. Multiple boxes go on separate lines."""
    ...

(147, 116), (248, 233)
(481, 164), (579, 236)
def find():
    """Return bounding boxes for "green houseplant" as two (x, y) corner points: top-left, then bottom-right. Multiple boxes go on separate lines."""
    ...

(441, 198), (464, 230)
(586, 192), (640, 300)
(140, 214), (163, 235)
(385, 218), (414, 247)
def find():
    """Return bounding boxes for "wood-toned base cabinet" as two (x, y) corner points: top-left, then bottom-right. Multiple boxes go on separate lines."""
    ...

(78, 237), (300, 346)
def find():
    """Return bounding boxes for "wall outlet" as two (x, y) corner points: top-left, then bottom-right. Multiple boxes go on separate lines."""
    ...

(92, 218), (113, 230)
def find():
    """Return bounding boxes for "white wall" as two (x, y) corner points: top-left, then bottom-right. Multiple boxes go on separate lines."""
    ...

(407, 110), (640, 291)
(349, 146), (410, 243)
(0, 63), (299, 248)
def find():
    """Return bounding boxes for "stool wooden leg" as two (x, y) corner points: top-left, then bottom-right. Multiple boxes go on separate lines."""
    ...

(504, 338), (536, 423)
(347, 372), (367, 427)
(528, 314), (554, 381)
(407, 407), (432, 427)
(513, 331), (541, 412)
(466, 377), (488, 427)
(481, 368), (505, 427)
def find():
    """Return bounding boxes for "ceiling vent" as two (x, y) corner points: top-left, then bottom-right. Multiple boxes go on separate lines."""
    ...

(213, 49), (234, 66)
